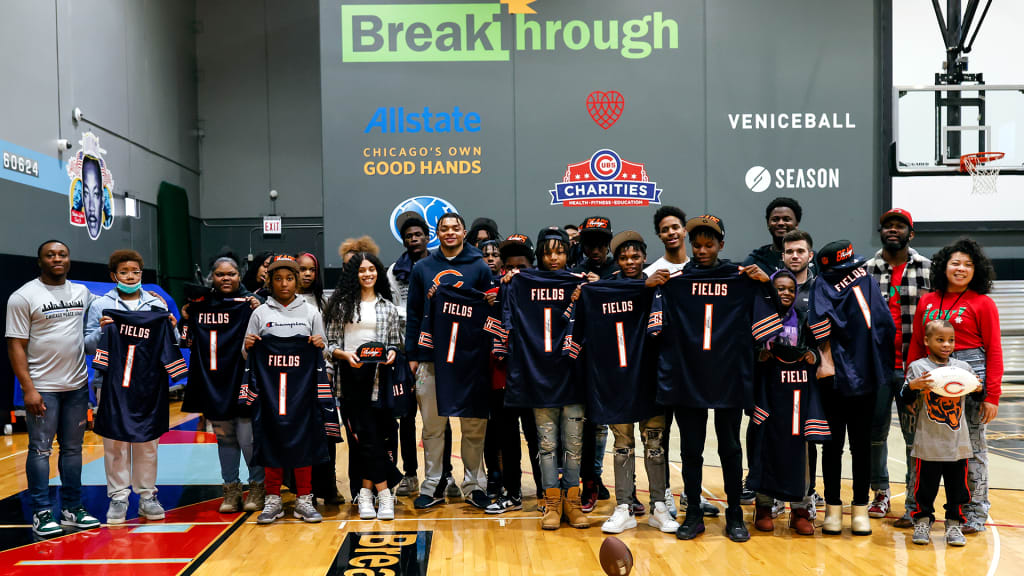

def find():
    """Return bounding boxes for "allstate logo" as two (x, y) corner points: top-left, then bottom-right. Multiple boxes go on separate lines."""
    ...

(550, 149), (661, 207)
(389, 196), (460, 250)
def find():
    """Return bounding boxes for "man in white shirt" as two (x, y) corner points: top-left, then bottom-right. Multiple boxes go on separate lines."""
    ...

(6, 240), (101, 537)
(644, 206), (689, 277)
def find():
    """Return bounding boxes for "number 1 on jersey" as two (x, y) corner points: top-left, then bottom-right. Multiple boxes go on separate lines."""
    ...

(792, 389), (802, 436)
(122, 344), (136, 388)
(543, 308), (553, 353)
(614, 322), (627, 368)
(278, 373), (288, 416)
(447, 322), (460, 363)
(702, 304), (714, 350)
(851, 286), (872, 328)
(209, 330), (218, 371)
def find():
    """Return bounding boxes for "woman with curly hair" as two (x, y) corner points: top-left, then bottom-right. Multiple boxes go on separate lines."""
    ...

(907, 237), (1002, 534)
(324, 252), (404, 520)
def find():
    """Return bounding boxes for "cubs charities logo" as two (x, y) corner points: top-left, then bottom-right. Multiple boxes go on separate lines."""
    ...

(389, 196), (459, 250)
(586, 91), (624, 129)
(67, 132), (115, 240)
(549, 149), (662, 207)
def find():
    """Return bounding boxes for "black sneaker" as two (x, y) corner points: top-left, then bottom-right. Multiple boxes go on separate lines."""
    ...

(486, 472), (503, 499)
(675, 508), (705, 540)
(485, 492), (523, 514)
(467, 490), (492, 510)
(631, 488), (645, 517)
(725, 506), (750, 542)
(740, 477), (756, 505)
(596, 479), (611, 501)
(413, 494), (445, 509)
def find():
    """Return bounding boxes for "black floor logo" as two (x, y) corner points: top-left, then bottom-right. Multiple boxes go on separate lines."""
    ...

(326, 531), (432, 576)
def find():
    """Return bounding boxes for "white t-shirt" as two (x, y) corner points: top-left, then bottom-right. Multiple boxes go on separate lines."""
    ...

(643, 255), (689, 277)
(5, 278), (93, 392)
(344, 300), (377, 352)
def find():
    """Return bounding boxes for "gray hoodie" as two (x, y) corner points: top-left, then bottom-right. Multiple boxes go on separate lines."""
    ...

(243, 296), (327, 360)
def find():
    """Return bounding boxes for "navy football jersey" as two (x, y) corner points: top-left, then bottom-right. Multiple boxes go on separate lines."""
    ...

(181, 297), (252, 420)
(244, 335), (332, 468)
(809, 266), (895, 397)
(418, 285), (504, 418)
(93, 310), (187, 442)
(748, 355), (830, 502)
(649, 261), (783, 409)
(564, 279), (659, 425)
(502, 269), (583, 408)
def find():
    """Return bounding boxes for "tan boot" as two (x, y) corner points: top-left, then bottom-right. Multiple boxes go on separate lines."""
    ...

(563, 486), (591, 529)
(542, 488), (563, 530)
(219, 482), (243, 513)
(851, 504), (872, 536)
(822, 503), (843, 535)
(244, 482), (266, 512)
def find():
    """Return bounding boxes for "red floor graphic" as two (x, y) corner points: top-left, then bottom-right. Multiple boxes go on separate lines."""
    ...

(0, 498), (242, 575)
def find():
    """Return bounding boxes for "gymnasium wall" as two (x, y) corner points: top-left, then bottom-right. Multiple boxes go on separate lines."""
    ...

(0, 0), (200, 268)
(319, 0), (881, 267)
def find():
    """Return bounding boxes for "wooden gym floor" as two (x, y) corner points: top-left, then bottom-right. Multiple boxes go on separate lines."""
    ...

(0, 392), (1022, 575)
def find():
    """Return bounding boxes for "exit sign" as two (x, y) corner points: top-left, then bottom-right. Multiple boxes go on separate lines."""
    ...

(263, 216), (282, 236)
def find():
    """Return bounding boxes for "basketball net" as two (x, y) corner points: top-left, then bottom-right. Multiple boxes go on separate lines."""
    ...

(960, 152), (1004, 196)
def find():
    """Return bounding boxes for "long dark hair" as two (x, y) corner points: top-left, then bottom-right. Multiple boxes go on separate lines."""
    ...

(297, 252), (325, 310)
(242, 250), (274, 292)
(324, 252), (393, 327)
(930, 237), (995, 295)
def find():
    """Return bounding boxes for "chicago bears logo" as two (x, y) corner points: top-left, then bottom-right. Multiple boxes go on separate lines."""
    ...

(432, 269), (464, 288)
(924, 392), (963, 431)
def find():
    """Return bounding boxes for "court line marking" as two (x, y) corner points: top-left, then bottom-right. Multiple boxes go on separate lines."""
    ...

(18, 559), (194, 565)
(0, 450), (27, 462)
(986, 514), (1001, 576)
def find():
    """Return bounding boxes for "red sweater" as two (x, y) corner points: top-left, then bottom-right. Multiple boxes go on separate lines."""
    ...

(907, 290), (1003, 404)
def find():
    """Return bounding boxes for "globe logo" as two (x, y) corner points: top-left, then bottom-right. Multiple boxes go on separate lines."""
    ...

(389, 196), (460, 250)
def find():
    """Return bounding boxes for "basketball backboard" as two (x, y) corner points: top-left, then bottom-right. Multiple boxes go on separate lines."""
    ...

(893, 84), (1024, 175)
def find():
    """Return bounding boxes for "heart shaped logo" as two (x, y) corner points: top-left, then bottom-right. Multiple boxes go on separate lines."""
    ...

(586, 91), (624, 130)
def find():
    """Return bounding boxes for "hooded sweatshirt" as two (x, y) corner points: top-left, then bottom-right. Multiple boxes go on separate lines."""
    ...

(243, 295), (326, 360)
(404, 244), (493, 362)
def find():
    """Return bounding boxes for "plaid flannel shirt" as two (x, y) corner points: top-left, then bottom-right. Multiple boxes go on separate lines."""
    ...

(865, 247), (931, 370)
(325, 295), (404, 365)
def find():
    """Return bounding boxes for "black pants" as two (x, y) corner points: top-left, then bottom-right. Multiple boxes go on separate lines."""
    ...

(677, 406), (744, 510)
(519, 407), (542, 495)
(819, 379), (873, 506)
(340, 364), (402, 488)
(311, 442), (338, 499)
(913, 458), (969, 522)
(483, 388), (524, 495)
(398, 414), (418, 477)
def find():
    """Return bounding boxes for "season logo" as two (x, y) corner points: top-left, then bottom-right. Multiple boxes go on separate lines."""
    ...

(549, 149), (662, 207)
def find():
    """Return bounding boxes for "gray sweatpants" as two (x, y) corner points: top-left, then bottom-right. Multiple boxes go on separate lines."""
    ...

(104, 438), (159, 502)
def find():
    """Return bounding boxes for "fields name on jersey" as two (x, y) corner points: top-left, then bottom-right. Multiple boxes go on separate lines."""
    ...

(531, 288), (564, 301)
(341, 5), (679, 62)
(780, 370), (809, 383)
(268, 355), (301, 367)
(602, 301), (634, 314)
(693, 282), (727, 296)
(832, 266), (867, 292)
(120, 324), (151, 339)
(728, 113), (856, 130)
(442, 302), (473, 318)
(197, 312), (231, 324)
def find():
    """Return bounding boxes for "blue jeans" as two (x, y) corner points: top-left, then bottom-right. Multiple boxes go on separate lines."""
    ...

(534, 405), (585, 491)
(25, 385), (89, 512)
(211, 417), (264, 484)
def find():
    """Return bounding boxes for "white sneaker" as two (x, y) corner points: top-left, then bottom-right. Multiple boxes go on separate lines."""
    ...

(648, 501), (681, 533)
(377, 489), (395, 521)
(602, 504), (637, 534)
(358, 488), (376, 520)
(664, 489), (678, 519)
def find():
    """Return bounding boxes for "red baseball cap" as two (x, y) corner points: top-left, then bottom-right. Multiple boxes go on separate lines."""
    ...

(880, 208), (913, 228)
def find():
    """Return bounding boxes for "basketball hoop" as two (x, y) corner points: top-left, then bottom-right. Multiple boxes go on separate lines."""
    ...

(960, 152), (1005, 195)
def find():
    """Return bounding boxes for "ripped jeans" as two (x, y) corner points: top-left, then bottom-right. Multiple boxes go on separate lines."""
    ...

(25, 385), (89, 512)
(534, 405), (585, 491)
(610, 415), (667, 507)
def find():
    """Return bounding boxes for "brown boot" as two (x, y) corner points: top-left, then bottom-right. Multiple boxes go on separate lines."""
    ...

(542, 488), (562, 530)
(219, 482), (243, 513)
(563, 486), (590, 529)
(789, 507), (814, 535)
(754, 505), (774, 532)
(243, 482), (266, 512)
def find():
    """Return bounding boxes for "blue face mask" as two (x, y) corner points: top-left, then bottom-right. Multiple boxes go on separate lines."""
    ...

(117, 281), (142, 294)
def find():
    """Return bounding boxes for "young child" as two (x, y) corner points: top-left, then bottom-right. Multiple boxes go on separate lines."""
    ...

(899, 318), (977, 547)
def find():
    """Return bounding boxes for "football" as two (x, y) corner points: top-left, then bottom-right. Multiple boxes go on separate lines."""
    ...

(928, 365), (982, 398)
(599, 536), (633, 576)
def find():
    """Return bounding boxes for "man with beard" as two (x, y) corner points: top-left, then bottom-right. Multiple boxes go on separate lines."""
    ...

(744, 197), (808, 276)
(864, 208), (931, 527)
(782, 230), (815, 315)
